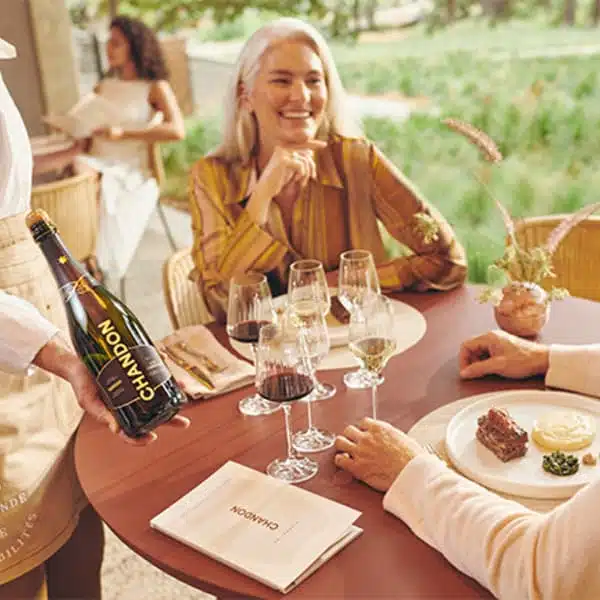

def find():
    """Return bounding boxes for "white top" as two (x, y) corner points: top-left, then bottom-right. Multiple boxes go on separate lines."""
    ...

(0, 49), (59, 373)
(384, 344), (600, 600)
(89, 77), (153, 173)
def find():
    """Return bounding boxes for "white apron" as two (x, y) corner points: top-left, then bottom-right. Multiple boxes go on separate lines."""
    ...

(0, 213), (84, 584)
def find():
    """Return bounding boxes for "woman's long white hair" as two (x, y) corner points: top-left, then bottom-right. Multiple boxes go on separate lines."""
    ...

(211, 17), (362, 164)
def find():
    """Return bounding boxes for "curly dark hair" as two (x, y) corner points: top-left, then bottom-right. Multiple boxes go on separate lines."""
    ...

(110, 16), (169, 81)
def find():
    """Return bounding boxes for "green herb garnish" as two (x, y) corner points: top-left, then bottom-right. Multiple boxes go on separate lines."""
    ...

(542, 451), (579, 476)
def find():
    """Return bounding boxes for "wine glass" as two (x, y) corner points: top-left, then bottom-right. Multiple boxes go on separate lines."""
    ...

(288, 259), (330, 317)
(348, 295), (397, 420)
(285, 303), (336, 453)
(226, 272), (279, 416)
(256, 323), (319, 484)
(287, 259), (336, 400)
(338, 249), (382, 389)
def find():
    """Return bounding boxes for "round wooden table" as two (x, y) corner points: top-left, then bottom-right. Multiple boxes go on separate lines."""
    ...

(75, 285), (600, 599)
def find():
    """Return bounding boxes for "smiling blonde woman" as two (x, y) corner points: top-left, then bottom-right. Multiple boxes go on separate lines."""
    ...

(189, 18), (467, 322)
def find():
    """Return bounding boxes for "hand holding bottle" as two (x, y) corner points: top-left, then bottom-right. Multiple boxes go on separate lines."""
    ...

(34, 333), (190, 444)
(27, 209), (186, 439)
(67, 358), (190, 444)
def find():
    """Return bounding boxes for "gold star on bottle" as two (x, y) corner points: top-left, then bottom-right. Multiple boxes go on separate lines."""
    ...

(58, 256), (67, 264)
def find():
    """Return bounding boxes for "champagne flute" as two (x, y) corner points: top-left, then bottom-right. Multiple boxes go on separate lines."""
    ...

(226, 272), (279, 416)
(256, 323), (319, 484)
(338, 249), (382, 389)
(285, 303), (336, 453)
(288, 259), (336, 400)
(348, 295), (397, 420)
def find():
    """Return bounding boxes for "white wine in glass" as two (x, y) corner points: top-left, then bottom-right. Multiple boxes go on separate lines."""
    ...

(338, 249), (382, 390)
(288, 259), (336, 401)
(348, 295), (396, 420)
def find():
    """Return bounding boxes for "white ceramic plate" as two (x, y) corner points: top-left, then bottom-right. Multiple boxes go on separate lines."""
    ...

(229, 293), (427, 372)
(445, 389), (600, 499)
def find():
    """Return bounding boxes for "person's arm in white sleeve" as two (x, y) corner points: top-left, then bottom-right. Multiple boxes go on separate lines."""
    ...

(333, 330), (600, 600)
(0, 290), (59, 373)
(383, 453), (600, 600)
(546, 343), (600, 397)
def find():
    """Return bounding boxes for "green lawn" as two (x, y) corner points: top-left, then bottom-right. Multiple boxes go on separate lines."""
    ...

(163, 22), (600, 283)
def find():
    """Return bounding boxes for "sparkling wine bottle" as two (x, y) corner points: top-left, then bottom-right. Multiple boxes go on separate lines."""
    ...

(26, 209), (183, 438)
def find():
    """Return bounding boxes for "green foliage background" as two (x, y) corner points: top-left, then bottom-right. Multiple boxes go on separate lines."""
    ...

(159, 21), (600, 284)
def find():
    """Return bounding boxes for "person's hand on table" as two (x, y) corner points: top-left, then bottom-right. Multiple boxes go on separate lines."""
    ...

(334, 417), (426, 492)
(459, 329), (550, 380)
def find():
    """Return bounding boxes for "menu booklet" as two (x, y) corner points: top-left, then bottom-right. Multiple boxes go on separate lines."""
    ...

(43, 93), (124, 139)
(150, 461), (362, 593)
(43, 93), (163, 139)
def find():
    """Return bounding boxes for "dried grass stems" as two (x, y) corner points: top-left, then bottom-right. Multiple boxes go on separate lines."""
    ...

(443, 117), (600, 303)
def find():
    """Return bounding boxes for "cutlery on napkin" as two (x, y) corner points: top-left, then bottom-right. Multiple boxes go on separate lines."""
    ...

(158, 325), (255, 400)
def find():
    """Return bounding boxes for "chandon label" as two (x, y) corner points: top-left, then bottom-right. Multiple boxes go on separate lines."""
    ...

(96, 320), (170, 409)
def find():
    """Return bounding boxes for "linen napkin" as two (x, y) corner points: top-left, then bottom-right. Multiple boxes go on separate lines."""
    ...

(157, 325), (255, 400)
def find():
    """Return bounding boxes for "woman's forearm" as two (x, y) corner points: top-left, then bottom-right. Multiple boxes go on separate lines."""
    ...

(121, 122), (184, 143)
(32, 332), (79, 382)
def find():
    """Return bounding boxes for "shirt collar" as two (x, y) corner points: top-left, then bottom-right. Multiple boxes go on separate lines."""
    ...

(227, 143), (344, 205)
(0, 38), (16, 60)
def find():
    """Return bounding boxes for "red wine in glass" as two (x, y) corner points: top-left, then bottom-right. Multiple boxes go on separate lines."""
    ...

(258, 372), (314, 403)
(228, 320), (272, 344)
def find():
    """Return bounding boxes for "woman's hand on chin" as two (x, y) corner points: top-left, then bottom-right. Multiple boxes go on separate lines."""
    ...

(259, 140), (326, 197)
(247, 140), (326, 225)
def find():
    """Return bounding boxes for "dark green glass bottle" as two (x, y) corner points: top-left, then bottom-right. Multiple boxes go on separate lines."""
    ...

(27, 209), (183, 438)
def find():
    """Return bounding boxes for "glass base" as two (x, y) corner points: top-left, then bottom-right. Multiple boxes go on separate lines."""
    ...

(267, 456), (318, 483)
(313, 382), (337, 401)
(238, 394), (280, 416)
(300, 382), (337, 402)
(292, 427), (336, 453)
(343, 369), (384, 390)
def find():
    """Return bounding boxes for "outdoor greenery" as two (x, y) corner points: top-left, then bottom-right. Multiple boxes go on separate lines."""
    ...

(160, 21), (600, 284)
(69, 0), (600, 34)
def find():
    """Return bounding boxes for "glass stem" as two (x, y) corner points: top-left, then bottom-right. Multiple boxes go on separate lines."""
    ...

(371, 383), (378, 420)
(314, 378), (327, 395)
(283, 404), (296, 460)
(305, 364), (320, 431)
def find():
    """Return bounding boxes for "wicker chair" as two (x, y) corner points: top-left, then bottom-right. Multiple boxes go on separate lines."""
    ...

(31, 169), (99, 262)
(163, 247), (213, 330)
(515, 214), (600, 302)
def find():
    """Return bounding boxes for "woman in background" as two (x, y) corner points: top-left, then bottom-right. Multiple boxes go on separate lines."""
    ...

(189, 18), (466, 322)
(80, 15), (184, 284)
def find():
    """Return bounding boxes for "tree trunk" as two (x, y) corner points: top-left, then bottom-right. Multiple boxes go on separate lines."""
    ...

(366, 0), (378, 29)
(563, 0), (576, 24)
(353, 0), (361, 31)
(493, 0), (512, 18)
(447, 0), (457, 21)
(591, 0), (600, 25)
(108, 0), (119, 19)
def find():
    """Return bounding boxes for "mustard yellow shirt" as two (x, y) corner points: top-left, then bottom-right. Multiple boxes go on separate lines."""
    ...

(190, 135), (467, 321)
